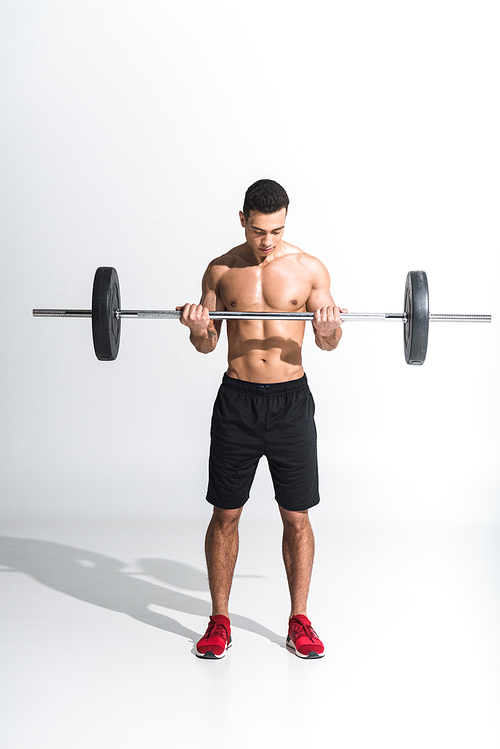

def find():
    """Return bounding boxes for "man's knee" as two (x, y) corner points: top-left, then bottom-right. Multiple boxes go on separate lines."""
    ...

(211, 505), (244, 529)
(279, 506), (310, 530)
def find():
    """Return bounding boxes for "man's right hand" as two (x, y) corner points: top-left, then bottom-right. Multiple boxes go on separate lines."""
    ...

(176, 304), (211, 338)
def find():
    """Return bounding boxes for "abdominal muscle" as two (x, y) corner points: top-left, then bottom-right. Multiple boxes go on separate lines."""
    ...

(225, 320), (306, 383)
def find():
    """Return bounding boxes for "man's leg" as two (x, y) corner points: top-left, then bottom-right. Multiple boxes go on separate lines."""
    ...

(205, 506), (244, 618)
(279, 507), (315, 618)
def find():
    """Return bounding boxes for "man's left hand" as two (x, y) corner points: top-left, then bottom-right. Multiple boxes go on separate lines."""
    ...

(313, 306), (348, 337)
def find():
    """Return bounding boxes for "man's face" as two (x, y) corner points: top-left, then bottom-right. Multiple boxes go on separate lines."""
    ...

(239, 209), (287, 261)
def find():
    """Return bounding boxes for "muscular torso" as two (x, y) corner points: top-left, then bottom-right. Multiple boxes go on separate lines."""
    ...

(209, 244), (315, 383)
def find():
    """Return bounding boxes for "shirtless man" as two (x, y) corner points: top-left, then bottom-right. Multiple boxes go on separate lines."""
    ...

(178, 179), (344, 659)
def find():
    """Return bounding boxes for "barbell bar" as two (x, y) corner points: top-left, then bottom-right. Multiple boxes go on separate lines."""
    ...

(32, 267), (491, 365)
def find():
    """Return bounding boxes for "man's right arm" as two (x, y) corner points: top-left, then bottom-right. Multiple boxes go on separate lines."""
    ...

(177, 262), (223, 354)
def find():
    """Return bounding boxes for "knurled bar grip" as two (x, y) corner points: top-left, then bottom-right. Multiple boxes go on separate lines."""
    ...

(428, 314), (492, 322)
(33, 309), (93, 317)
(32, 309), (492, 323)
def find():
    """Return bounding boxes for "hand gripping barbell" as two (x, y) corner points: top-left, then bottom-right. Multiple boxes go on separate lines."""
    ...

(32, 267), (491, 364)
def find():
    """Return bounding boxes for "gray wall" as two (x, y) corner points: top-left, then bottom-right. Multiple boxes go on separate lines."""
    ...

(1, 0), (498, 523)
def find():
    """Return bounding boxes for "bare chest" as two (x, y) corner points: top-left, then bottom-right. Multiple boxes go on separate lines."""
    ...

(218, 260), (312, 312)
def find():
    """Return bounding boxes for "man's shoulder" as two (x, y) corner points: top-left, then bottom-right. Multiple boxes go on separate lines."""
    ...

(282, 243), (328, 275)
(210, 245), (246, 266)
(203, 245), (246, 286)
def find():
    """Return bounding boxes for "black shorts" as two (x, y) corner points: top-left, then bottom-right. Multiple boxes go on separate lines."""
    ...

(206, 373), (320, 512)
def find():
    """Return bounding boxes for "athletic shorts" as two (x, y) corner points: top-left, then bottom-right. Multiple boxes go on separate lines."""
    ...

(206, 373), (320, 512)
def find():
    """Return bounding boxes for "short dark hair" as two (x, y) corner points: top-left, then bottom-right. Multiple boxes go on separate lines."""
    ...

(242, 179), (289, 220)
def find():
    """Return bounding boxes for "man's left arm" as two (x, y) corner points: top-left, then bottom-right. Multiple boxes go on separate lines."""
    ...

(306, 259), (346, 351)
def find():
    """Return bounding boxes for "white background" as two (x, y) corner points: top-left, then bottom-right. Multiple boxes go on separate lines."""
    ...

(1, 0), (498, 526)
(1, 5), (499, 748)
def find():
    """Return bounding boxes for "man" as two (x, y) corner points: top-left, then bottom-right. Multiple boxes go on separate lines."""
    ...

(178, 179), (344, 659)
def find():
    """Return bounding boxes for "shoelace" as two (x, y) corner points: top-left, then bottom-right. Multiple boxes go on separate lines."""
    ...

(292, 621), (318, 641)
(204, 619), (228, 641)
(303, 624), (318, 641)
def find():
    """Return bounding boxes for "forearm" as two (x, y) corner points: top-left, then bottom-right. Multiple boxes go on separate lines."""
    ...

(190, 326), (218, 354)
(315, 326), (342, 351)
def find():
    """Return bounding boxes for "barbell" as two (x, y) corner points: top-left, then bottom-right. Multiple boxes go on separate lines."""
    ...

(32, 266), (491, 364)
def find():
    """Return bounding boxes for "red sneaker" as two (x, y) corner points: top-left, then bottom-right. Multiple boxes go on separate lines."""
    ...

(287, 615), (325, 659)
(196, 615), (232, 659)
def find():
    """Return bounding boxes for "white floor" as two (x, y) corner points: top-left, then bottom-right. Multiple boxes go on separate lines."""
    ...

(1, 517), (499, 749)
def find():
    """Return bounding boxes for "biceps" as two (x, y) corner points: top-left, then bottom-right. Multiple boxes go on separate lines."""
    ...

(307, 288), (335, 311)
(200, 287), (217, 309)
(199, 287), (223, 338)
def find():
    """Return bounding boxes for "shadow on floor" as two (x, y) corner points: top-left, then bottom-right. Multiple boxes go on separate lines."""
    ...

(0, 536), (285, 648)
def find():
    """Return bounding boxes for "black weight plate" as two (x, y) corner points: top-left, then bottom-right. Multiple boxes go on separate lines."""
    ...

(404, 270), (429, 365)
(92, 267), (121, 361)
